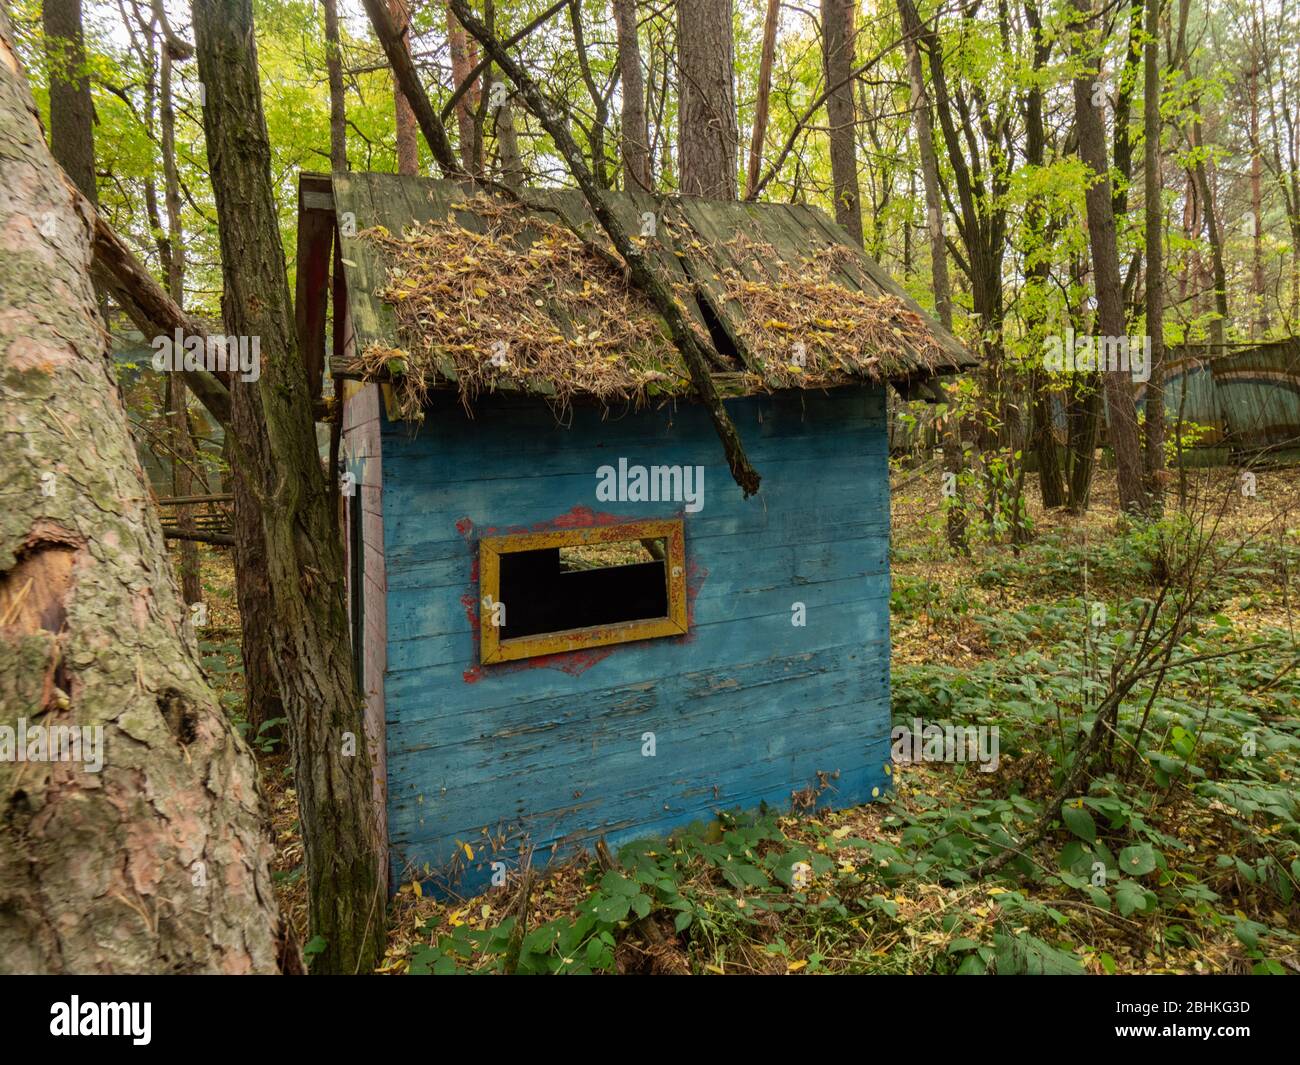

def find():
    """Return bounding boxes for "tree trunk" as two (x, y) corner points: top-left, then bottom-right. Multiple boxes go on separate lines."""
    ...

(898, 0), (967, 547)
(911, 0), (1010, 517)
(1066, 375), (1102, 513)
(487, 68), (523, 189)
(1022, 0), (1066, 509)
(1071, 0), (1145, 515)
(389, 0), (420, 175)
(821, 0), (863, 246)
(745, 0), (779, 201)
(42, 0), (96, 205)
(1142, 0), (1165, 509)
(159, 33), (202, 604)
(323, 0), (347, 171)
(0, 9), (284, 974)
(228, 448), (283, 738)
(446, 2), (480, 174)
(1249, 55), (1266, 336)
(569, 1), (610, 189)
(677, 0), (738, 198)
(1184, 74), (1228, 355)
(361, 0), (461, 177)
(483, 0), (521, 189)
(193, 0), (384, 975)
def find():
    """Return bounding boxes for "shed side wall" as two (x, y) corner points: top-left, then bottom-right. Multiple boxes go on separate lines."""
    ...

(381, 387), (891, 893)
(342, 381), (389, 866)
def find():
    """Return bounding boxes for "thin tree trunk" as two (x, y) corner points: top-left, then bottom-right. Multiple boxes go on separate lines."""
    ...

(613, 0), (650, 191)
(569, 1), (610, 189)
(361, 0), (461, 177)
(159, 29), (202, 604)
(1249, 55), (1267, 335)
(677, 0), (738, 198)
(227, 444), (283, 738)
(193, 0), (384, 975)
(1180, 30), (1229, 355)
(1067, 376), (1102, 513)
(0, 9), (285, 973)
(1071, 0), (1145, 515)
(899, 0), (967, 548)
(1022, 0), (1066, 509)
(821, 0), (863, 246)
(483, 0), (522, 189)
(390, 0), (420, 174)
(1143, 0), (1166, 509)
(446, 2), (480, 174)
(744, 0), (779, 200)
(323, 0), (347, 171)
(42, 0), (96, 205)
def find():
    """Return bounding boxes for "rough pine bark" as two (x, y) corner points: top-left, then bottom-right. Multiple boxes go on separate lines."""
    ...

(820, 0), (863, 246)
(193, 0), (384, 975)
(677, 0), (738, 198)
(0, 10), (283, 974)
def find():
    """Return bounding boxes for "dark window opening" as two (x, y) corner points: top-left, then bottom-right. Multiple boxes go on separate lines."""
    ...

(498, 537), (669, 640)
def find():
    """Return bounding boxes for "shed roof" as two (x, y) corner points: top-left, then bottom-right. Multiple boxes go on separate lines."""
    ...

(316, 172), (975, 417)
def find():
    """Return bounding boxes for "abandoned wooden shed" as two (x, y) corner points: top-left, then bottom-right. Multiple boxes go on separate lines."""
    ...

(295, 171), (975, 895)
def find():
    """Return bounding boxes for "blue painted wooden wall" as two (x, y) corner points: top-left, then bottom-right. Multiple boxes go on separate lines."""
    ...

(380, 385), (892, 894)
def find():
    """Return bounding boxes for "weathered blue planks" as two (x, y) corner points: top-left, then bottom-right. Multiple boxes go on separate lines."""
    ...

(377, 386), (893, 893)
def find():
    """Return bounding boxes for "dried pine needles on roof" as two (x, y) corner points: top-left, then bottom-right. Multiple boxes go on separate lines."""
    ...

(714, 234), (956, 388)
(355, 193), (960, 417)
(358, 195), (697, 418)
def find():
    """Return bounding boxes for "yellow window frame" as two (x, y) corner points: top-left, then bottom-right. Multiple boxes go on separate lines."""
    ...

(479, 518), (688, 665)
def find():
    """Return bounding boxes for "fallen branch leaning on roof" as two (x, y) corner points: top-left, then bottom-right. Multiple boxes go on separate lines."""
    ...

(445, 0), (760, 497)
(87, 200), (231, 427)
